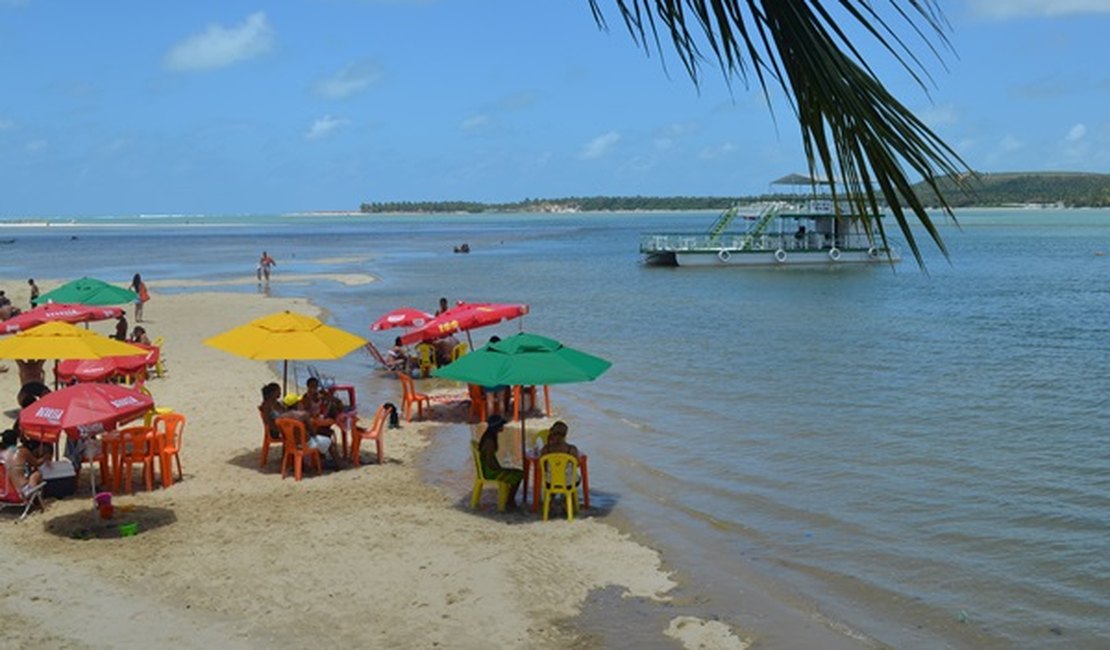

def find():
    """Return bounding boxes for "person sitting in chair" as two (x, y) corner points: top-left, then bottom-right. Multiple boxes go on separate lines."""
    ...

(477, 414), (523, 511)
(260, 382), (342, 470)
(300, 377), (338, 420)
(386, 337), (415, 372)
(129, 326), (151, 345)
(540, 421), (579, 459)
(1, 429), (45, 504)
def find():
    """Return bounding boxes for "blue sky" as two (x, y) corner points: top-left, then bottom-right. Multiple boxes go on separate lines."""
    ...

(2, 0), (1109, 216)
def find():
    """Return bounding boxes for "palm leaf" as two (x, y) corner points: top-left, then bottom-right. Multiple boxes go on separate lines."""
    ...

(589, 0), (974, 266)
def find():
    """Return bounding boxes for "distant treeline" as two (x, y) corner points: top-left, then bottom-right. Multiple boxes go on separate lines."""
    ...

(361, 195), (800, 214)
(359, 172), (1110, 213)
(916, 172), (1110, 208)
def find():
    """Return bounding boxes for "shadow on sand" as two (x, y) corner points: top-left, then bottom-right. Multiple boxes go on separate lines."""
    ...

(44, 505), (177, 540)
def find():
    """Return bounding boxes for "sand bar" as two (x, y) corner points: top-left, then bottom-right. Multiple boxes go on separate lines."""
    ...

(0, 283), (754, 649)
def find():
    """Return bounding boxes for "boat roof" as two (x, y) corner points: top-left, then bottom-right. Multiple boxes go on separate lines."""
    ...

(771, 173), (831, 186)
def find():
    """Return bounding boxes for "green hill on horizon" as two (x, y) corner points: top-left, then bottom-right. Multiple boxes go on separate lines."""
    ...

(359, 171), (1110, 213)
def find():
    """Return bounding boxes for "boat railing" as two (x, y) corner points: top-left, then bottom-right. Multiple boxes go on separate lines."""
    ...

(640, 232), (879, 253)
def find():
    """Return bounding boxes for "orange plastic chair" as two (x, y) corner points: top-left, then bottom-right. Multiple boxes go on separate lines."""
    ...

(512, 385), (552, 421)
(415, 342), (437, 377)
(276, 417), (322, 481)
(117, 425), (156, 494)
(350, 405), (386, 467)
(540, 452), (580, 521)
(153, 412), (186, 488)
(258, 406), (284, 469)
(398, 373), (431, 422)
(470, 441), (511, 512)
(466, 384), (487, 423)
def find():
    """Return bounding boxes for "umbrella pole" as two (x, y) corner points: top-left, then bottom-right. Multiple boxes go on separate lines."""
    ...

(283, 360), (288, 394)
(520, 414), (527, 471)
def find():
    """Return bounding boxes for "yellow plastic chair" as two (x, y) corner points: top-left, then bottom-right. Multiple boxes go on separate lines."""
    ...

(151, 336), (166, 378)
(415, 342), (437, 377)
(450, 342), (469, 361)
(135, 383), (174, 427)
(470, 441), (511, 512)
(540, 452), (580, 522)
(530, 428), (551, 454)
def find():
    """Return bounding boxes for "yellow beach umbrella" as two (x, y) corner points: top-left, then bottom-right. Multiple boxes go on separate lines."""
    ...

(0, 321), (146, 360)
(203, 311), (367, 391)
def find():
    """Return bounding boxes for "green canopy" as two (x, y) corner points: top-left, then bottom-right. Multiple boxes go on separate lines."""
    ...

(431, 332), (611, 386)
(433, 332), (611, 468)
(38, 277), (139, 306)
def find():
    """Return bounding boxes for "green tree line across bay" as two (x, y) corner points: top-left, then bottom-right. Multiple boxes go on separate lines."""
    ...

(359, 172), (1110, 214)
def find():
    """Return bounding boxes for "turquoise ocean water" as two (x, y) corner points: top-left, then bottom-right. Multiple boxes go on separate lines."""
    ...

(3, 209), (1107, 648)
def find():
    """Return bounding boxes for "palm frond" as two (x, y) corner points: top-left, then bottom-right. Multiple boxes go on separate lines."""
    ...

(587, 0), (975, 266)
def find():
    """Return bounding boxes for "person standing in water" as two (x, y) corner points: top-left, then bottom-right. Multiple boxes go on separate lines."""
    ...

(258, 251), (276, 283)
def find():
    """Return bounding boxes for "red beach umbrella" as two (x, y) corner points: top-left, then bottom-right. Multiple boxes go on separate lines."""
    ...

(400, 302), (529, 346)
(55, 352), (150, 384)
(19, 383), (154, 444)
(0, 303), (124, 334)
(370, 306), (435, 332)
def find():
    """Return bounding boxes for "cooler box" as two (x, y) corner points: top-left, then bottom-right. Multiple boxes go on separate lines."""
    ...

(41, 458), (77, 498)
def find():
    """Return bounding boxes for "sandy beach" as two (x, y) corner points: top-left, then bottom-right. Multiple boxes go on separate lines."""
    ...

(0, 281), (751, 649)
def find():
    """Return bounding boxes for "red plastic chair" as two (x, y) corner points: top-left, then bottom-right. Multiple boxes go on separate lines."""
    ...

(0, 463), (45, 520)
(350, 405), (387, 467)
(276, 417), (322, 481)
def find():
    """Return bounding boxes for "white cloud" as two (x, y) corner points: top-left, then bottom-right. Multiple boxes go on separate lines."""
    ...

(305, 115), (348, 140)
(1066, 123), (1087, 141)
(699, 143), (737, 160)
(164, 12), (274, 72)
(653, 121), (698, 150)
(315, 59), (382, 99)
(969, 0), (1110, 19)
(998, 134), (1024, 152)
(461, 114), (491, 130)
(579, 131), (620, 159)
(25, 139), (46, 152)
(496, 92), (536, 111)
(0, 118), (14, 130)
(917, 104), (959, 127)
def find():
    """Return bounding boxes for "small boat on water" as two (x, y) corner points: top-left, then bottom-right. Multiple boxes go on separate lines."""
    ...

(640, 175), (900, 267)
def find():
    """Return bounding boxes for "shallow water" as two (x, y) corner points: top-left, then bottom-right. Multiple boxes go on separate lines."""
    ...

(4, 208), (1108, 648)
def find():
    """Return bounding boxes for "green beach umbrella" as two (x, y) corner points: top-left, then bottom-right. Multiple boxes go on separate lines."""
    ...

(38, 277), (138, 306)
(432, 332), (611, 387)
(432, 332), (611, 464)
